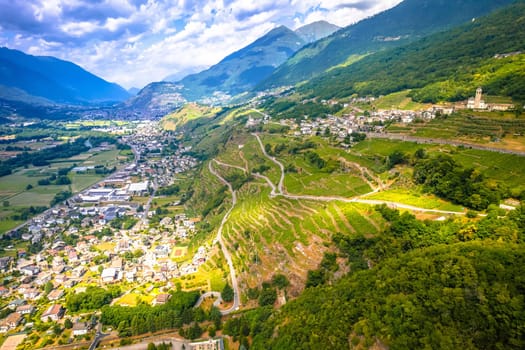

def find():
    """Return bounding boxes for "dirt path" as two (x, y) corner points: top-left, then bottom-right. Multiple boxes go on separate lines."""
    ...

(251, 133), (465, 215)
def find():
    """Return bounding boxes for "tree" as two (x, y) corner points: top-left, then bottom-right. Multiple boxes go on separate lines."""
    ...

(209, 306), (222, 330)
(387, 150), (408, 169)
(222, 283), (234, 302)
(187, 322), (203, 340)
(258, 288), (277, 307)
(272, 274), (290, 289)
(305, 270), (326, 288)
(414, 148), (427, 159)
(26, 184), (33, 190)
(44, 281), (54, 294)
(2, 200), (8, 207)
(64, 318), (73, 329)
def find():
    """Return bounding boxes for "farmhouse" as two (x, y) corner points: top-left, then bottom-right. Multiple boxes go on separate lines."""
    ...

(72, 322), (90, 336)
(0, 312), (23, 333)
(40, 304), (64, 322)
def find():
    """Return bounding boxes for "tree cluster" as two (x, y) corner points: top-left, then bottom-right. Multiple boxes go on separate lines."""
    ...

(245, 203), (525, 349)
(66, 286), (120, 312)
(414, 154), (505, 210)
(101, 291), (200, 337)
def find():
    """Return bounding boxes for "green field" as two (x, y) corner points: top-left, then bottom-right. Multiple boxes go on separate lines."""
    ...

(352, 138), (525, 191)
(260, 134), (375, 196)
(389, 112), (525, 147)
(363, 188), (465, 211)
(371, 90), (430, 111)
(218, 173), (385, 289)
(0, 146), (123, 233)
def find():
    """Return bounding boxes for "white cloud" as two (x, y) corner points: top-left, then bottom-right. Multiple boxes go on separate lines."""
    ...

(0, 0), (402, 88)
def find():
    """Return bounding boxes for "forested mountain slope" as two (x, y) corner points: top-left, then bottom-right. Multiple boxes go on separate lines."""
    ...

(258, 0), (516, 90)
(299, 2), (525, 103)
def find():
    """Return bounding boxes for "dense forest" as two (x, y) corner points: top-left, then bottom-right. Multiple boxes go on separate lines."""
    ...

(300, 3), (525, 103)
(222, 204), (525, 349)
(414, 154), (505, 210)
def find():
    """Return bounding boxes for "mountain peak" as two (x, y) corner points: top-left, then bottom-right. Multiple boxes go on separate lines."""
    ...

(170, 24), (305, 102)
(295, 21), (341, 43)
(0, 47), (129, 105)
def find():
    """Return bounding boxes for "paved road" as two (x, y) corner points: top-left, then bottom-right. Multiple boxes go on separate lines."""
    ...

(207, 161), (241, 315)
(214, 159), (247, 173)
(252, 133), (465, 215)
(141, 180), (158, 222)
(253, 133), (285, 194)
(88, 323), (107, 350)
(366, 132), (525, 156)
(194, 291), (223, 308)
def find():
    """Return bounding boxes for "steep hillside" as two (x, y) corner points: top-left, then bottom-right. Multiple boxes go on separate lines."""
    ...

(249, 242), (525, 349)
(160, 103), (222, 131)
(295, 21), (340, 44)
(177, 26), (305, 101)
(123, 82), (186, 118)
(258, 0), (516, 90)
(0, 47), (130, 104)
(300, 2), (525, 102)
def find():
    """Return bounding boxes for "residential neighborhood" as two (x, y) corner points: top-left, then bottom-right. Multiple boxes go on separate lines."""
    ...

(0, 121), (216, 348)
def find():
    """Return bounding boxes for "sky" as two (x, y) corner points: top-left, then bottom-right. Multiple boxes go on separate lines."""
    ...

(0, 0), (402, 90)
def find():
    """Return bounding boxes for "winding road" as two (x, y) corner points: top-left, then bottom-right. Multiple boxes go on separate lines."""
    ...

(202, 133), (468, 315)
(207, 161), (241, 315)
(251, 133), (465, 215)
(253, 133), (285, 194)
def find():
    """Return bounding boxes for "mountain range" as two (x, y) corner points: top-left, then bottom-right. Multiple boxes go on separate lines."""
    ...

(299, 2), (525, 103)
(0, 0), (523, 119)
(173, 21), (340, 102)
(257, 0), (517, 90)
(130, 0), (518, 114)
(0, 47), (130, 106)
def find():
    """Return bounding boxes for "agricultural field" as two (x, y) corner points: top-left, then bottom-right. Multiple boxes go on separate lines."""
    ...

(161, 103), (222, 131)
(388, 111), (525, 149)
(259, 134), (379, 195)
(0, 146), (123, 234)
(370, 90), (431, 111)
(362, 188), (465, 212)
(210, 157), (385, 295)
(352, 138), (525, 192)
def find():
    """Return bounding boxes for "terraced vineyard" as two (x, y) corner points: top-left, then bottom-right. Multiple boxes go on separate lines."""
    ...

(390, 112), (525, 143)
(191, 126), (525, 300)
(215, 172), (384, 295)
(353, 138), (525, 192)
(199, 131), (390, 295)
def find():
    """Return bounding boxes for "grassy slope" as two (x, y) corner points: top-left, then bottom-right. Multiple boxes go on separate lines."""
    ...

(161, 103), (222, 131)
(301, 3), (525, 102)
(259, 0), (516, 90)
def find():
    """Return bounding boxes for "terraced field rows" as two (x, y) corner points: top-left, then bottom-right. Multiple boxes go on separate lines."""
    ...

(216, 177), (384, 292)
(408, 114), (525, 139)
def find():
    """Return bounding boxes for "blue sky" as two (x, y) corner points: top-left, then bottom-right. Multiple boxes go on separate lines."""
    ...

(0, 0), (401, 89)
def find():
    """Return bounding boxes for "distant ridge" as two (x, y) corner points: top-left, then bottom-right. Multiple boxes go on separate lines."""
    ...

(176, 25), (305, 101)
(295, 21), (341, 44)
(0, 47), (130, 105)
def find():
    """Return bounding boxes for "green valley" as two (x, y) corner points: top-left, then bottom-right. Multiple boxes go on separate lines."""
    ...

(1, 1), (525, 349)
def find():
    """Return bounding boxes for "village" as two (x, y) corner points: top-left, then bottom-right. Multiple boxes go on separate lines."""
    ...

(0, 121), (219, 349)
(247, 87), (515, 140)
